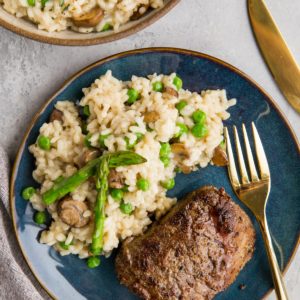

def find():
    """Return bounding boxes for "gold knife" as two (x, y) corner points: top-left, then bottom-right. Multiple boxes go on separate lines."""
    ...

(248, 0), (300, 113)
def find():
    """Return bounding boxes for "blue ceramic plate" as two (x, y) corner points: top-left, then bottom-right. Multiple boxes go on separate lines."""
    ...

(11, 48), (300, 300)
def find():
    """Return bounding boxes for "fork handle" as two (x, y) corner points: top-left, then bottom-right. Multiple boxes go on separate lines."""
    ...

(258, 217), (289, 300)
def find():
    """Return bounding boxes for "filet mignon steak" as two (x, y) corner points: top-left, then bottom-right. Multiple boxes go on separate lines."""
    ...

(115, 186), (255, 300)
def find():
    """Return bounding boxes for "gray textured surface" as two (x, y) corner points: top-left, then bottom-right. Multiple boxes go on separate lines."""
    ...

(0, 0), (299, 299)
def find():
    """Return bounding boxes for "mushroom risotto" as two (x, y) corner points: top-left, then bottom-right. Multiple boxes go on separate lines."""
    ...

(23, 71), (236, 265)
(0, 0), (164, 33)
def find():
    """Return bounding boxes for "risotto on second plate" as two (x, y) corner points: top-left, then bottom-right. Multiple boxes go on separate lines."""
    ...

(25, 71), (236, 261)
(0, 0), (164, 33)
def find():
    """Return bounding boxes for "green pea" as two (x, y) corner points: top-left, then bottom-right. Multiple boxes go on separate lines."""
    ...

(220, 140), (226, 149)
(120, 202), (133, 214)
(83, 105), (90, 117)
(161, 178), (175, 190)
(38, 135), (51, 150)
(87, 256), (101, 269)
(135, 132), (144, 142)
(41, 0), (48, 8)
(192, 110), (206, 124)
(159, 143), (171, 167)
(191, 123), (209, 138)
(84, 133), (92, 148)
(125, 133), (143, 150)
(160, 156), (170, 167)
(99, 134), (110, 148)
(124, 137), (133, 150)
(159, 143), (171, 158)
(101, 23), (113, 32)
(81, 122), (88, 134)
(59, 241), (70, 250)
(136, 178), (150, 191)
(34, 211), (47, 225)
(174, 123), (188, 138)
(146, 124), (154, 132)
(120, 185), (128, 193)
(152, 81), (164, 92)
(22, 187), (36, 200)
(175, 100), (187, 113)
(173, 76), (183, 90)
(27, 0), (35, 6)
(111, 188), (124, 201)
(127, 88), (140, 104)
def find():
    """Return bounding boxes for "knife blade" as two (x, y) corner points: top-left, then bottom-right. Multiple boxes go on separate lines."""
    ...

(248, 0), (300, 113)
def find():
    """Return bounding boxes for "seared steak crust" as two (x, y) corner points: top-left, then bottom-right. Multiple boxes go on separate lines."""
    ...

(115, 186), (255, 300)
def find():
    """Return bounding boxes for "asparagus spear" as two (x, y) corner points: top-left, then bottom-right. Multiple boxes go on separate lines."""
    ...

(42, 151), (146, 205)
(42, 157), (101, 205)
(90, 157), (109, 256)
(108, 151), (146, 168)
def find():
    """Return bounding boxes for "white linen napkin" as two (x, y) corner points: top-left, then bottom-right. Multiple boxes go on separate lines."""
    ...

(0, 145), (50, 300)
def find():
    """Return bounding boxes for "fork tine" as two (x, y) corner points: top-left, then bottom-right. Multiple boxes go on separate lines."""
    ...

(224, 127), (240, 188)
(242, 124), (259, 182)
(233, 126), (250, 184)
(252, 122), (270, 179)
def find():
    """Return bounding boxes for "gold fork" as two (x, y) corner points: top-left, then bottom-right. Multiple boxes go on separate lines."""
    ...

(224, 123), (288, 300)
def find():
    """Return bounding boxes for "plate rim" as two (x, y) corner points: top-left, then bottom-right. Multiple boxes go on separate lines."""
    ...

(0, 0), (180, 46)
(10, 47), (300, 300)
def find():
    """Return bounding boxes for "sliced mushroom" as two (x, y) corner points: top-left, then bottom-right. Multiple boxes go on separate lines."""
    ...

(143, 111), (160, 123)
(57, 197), (90, 228)
(72, 6), (103, 28)
(77, 148), (101, 168)
(108, 169), (125, 189)
(130, 5), (149, 21)
(171, 143), (190, 160)
(212, 145), (228, 166)
(49, 109), (63, 123)
(180, 165), (193, 174)
(171, 143), (192, 174)
(163, 86), (179, 98)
